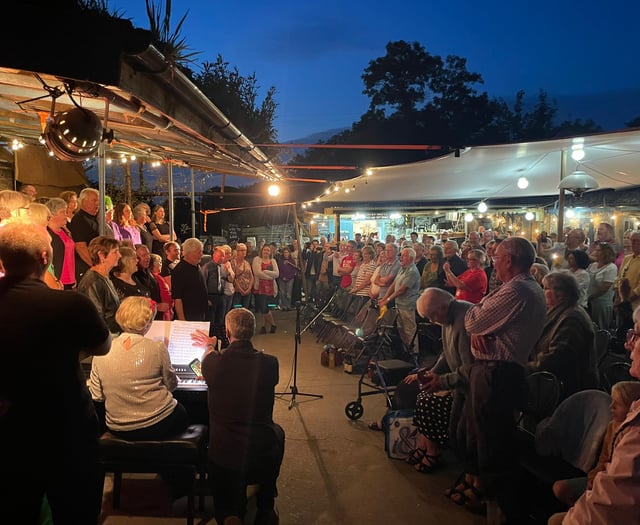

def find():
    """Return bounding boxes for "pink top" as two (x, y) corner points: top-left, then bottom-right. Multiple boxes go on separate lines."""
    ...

(53, 228), (76, 285)
(153, 272), (173, 321)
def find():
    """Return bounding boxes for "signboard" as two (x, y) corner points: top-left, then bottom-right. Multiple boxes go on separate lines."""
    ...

(227, 223), (240, 242)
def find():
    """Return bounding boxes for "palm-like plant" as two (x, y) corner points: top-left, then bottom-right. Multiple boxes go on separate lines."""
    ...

(145, 0), (200, 67)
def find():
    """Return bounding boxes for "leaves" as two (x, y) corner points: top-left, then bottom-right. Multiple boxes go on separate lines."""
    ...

(145, 0), (200, 66)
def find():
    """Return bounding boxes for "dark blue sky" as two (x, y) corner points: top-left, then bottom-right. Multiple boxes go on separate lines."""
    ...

(115, 0), (640, 141)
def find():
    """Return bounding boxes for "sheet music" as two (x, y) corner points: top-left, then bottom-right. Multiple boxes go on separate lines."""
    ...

(147, 320), (210, 365)
(167, 321), (210, 365)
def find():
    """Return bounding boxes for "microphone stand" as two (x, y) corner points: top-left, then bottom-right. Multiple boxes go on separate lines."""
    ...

(277, 301), (323, 409)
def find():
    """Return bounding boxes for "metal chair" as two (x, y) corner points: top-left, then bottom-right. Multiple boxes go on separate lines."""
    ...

(600, 361), (634, 393)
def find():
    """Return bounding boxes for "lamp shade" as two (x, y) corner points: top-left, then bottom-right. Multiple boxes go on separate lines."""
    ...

(558, 171), (599, 197)
(44, 107), (103, 161)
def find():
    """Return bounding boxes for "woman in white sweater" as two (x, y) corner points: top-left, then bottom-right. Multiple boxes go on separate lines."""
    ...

(89, 296), (188, 439)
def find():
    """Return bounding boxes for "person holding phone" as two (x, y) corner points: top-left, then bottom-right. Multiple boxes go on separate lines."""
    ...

(89, 296), (189, 440)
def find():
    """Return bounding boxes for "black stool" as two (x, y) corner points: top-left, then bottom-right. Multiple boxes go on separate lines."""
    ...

(98, 424), (208, 525)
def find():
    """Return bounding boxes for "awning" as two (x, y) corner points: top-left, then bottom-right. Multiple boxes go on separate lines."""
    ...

(0, 16), (280, 182)
(314, 128), (640, 211)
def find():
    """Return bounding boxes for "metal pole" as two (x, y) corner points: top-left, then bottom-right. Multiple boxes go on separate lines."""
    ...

(190, 167), (196, 238)
(168, 162), (175, 241)
(558, 150), (567, 240)
(98, 142), (106, 235)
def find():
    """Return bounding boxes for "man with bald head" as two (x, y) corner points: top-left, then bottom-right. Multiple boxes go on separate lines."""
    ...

(415, 288), (474, 461)
(458, 236), (546, 523)
(0, 222), (111, 524)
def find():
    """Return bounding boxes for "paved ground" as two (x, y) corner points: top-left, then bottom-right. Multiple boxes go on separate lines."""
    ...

(98, 308), (491, 525)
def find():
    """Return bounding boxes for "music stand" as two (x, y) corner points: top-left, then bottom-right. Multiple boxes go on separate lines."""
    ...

(277, 301), (323, 409)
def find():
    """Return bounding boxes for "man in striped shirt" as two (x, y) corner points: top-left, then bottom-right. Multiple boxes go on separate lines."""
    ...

(457, 237), (546, 524)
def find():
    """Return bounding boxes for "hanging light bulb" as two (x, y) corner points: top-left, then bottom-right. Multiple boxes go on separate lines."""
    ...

(517, 177), (529, 189)
(565, 208), (575, 219)
(464, 213), (474, 223)
(525, 211), (534, 221)
(477, 201), (488, 213)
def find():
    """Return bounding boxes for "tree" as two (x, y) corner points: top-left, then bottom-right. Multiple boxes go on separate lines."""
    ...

(191, 56), (278, 144)
(362, 41), (441, 116)
(625, 116), (640, 128)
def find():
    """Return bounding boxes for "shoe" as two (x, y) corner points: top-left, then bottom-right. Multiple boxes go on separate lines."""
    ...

(405, 448), (427, 466)
(260, 326), (267, 334)
(449, 483), (486, 515)
(367, 420), (384, 431)
(270, 325), (277, 333)
(414, 453), (442, 474)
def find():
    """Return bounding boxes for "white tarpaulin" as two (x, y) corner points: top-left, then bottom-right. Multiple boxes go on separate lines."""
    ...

(315, 128), (640, 207)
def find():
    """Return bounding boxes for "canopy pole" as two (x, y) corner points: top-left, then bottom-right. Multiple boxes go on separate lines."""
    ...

(98, 142), (106, 236)
(190, 167), (196, 238)
(557, 150), (567, 239)
(168, 162), (175, 241)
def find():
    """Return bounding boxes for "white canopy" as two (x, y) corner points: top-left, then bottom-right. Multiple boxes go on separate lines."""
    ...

(315, 128), (640, 210)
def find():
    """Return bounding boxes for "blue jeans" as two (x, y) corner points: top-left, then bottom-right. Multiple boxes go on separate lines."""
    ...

(278, 278), (294, 309)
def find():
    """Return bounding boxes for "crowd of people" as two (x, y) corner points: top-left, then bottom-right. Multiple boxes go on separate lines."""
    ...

(0, 188), (284, 525)
(2, 183), (640, 525)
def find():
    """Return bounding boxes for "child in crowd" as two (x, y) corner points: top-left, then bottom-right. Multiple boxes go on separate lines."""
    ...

(552, 381), (640, 506)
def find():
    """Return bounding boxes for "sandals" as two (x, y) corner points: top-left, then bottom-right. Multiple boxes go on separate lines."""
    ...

(405, 448), (426, 466)
(444, 473), (471, 499)
(450, 483), (486, 515)
(414, 453), (442, 473)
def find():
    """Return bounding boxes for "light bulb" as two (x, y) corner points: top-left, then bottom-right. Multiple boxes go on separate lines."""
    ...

(478, 201), (488, 213)
(525, 212), (534, 221)
(517, 177), (529, 189)
(565, 209), (575, 219)
(267, 184), (280, 197)
(571, 149), (585, 161)
(464, 213), (474, 223)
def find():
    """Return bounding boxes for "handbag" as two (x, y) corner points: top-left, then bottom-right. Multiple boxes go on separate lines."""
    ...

(383, 409), (418, 460)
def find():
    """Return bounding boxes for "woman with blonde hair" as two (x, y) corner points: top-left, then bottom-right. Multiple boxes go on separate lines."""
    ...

(89, 296), (188, 440)
(252, 244), (279, 333)
(231, 242), (253, 309)
(587, 243), (618, 330)
(0, 189), (30, 224)
(552, 380), (640, 509)
(110, 246), (149, 300)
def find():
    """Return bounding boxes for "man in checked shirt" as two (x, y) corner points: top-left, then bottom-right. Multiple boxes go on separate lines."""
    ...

(453, 237), (546, 525)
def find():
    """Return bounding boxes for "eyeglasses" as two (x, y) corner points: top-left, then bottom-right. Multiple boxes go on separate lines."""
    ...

(627, 329), (640, 344)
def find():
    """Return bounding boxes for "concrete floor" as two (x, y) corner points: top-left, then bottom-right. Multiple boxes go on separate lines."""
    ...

(99, 308), (489, 525)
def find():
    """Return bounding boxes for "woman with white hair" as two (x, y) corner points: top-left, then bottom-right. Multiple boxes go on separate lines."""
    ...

(89, 296), (188, 440)
(46, 197), (76, 289)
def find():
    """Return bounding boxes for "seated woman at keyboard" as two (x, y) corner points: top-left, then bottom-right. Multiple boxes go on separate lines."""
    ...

(89, 296), (189, 440)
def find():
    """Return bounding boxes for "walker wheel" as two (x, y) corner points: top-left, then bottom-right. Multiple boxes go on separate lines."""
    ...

(345, 401), (364, 420)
